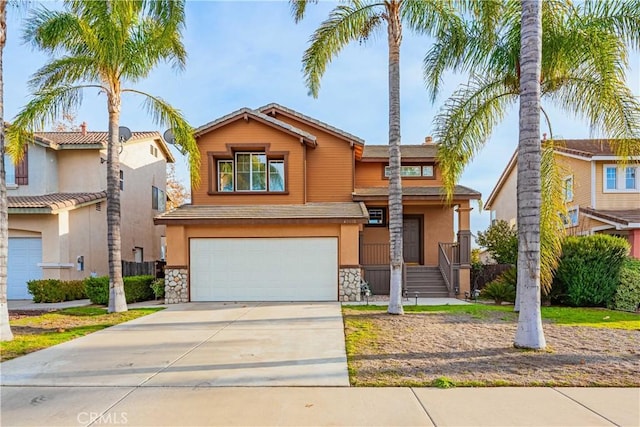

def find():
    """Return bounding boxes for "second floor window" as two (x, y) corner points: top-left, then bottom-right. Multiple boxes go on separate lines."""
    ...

(152, 186), (166, 212)
(4, 154), (15, 185)
(119, 170), (124, 190)
(217, 152), (285, 193)
(563, 176), (574, 202)
(384, 164), (434, 178)
(604, 165), (639, 192)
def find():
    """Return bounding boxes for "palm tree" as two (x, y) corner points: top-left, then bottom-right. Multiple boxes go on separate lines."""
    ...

(428, 0), (640, 347)
(291, 0), (456, 315)
(7, 0), (199, 313)
(0, 0), (12, 341)
(514, 0), (544, 349)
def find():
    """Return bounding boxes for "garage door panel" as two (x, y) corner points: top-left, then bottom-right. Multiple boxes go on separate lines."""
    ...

(8, 238), (43, 300)
(190, 238), (338, 301)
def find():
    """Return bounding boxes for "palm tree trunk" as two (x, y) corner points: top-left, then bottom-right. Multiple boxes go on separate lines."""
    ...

(514, 0), (545, 349)
(107, 94), (127, 313)
(0, 0), (13, 341)
(387, 1), (404, 315)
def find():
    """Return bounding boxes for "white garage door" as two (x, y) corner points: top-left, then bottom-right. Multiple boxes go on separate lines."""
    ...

(190, 237), (338, 301)
(8, 237), (43, 299)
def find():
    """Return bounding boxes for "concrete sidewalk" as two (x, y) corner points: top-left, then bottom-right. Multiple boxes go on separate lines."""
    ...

(1, 386), (638, 426)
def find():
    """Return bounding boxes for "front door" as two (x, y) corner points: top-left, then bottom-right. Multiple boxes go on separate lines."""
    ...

(403, 216), (422, 264)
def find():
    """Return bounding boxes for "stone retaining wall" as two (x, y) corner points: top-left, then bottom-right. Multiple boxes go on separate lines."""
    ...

(165, 268), (188, 304)
(339, 268), (362, 302)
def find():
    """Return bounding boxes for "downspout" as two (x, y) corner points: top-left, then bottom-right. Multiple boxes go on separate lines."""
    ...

(303, 143), (307, 203)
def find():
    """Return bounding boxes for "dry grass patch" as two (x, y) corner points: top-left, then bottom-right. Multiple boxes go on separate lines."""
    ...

(343, 306), (639, 387)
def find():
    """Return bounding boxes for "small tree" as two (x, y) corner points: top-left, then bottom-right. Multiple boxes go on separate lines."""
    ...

(166, 164), (189, 211)
(476, 220), (518, 265)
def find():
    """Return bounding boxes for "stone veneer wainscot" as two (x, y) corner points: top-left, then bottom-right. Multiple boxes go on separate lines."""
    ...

(339, 267), (362, 302)
(165, 268), (188, 303)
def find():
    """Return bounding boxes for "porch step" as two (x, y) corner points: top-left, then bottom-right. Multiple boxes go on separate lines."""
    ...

(405, 266), (451, 298)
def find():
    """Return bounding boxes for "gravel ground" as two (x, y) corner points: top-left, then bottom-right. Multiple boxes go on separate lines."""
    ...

(345, 309), (640, 387)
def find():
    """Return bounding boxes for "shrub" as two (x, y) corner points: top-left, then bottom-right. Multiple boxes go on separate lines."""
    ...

(150, 278), (165, 300)
(554, 235), (630, 307)
(481, 268), (516, 304)
(610, 259), (640, 312)
(84, 275), (155, 305)
(27, 279), (87, 303)
(476, 220), (518, 265)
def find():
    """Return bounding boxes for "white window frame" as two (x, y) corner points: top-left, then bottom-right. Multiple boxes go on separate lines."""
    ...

(4, 154), (15, 186)
(367, 207), (386, 226)
(563, 175), (574, 202)
(603, 164), (640, 193)
(562, 207), (580, 228)
(218, 159), (234, 192)
(268, 160), (285, 192)
(624, 166), (637, 190)
(384, 164), (434, 178)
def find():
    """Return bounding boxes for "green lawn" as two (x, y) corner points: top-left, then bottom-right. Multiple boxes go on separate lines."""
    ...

(347, 303), (639, 330)
(1, 307), (164, 362)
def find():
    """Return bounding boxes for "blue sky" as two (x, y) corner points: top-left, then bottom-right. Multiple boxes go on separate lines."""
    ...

(4, 1), (640, 238)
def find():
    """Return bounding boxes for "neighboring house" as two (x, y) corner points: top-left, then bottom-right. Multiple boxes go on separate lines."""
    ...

(155, 104), (481, 303)
(485, 139), (640, 259)
(6, 125), (174, 299)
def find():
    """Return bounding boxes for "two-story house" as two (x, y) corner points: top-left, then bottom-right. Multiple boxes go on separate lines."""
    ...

(485, 139), (640, 259)
(6, 125), (174, 299)
(155, 104), (481, 303)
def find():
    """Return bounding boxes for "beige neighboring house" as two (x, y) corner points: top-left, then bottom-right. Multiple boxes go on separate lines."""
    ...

(6, 125), (174, 299)
(485, 139), (640, 260)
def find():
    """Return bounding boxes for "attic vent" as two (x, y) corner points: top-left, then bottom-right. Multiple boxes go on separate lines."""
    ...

(96, 202), (102, 212)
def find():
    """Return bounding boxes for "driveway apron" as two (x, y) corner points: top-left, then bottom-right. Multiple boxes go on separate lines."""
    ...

(0, 302), (350, 387)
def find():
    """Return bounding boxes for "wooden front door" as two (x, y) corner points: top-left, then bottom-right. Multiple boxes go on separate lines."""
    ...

(403, 216), (422, 264)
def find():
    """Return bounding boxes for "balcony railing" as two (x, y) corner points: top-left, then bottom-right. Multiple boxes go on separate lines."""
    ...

(360, 243), (390, 265)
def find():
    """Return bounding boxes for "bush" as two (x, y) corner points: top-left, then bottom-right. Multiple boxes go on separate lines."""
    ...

(27, 279), (87, 303)
(150, 278), (165, 300)
(554, 235), (629, 307)
(481, 268), (516, 304)
(610, 259), (640, 312)
(84, 275), (155, 305)
(476, 220), (518, 265)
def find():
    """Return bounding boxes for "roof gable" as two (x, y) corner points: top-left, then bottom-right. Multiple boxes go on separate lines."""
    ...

(194, 107), (317, 147)
(258, 103), (364, 146)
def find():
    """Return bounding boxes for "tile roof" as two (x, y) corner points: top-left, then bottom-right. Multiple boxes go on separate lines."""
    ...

(8, 192), (107, 212)
(36, 131), (162, 146)
(362, 144), (438, 159)
(552, 139), (640, 158)
(194, 108), (317, 145)
(154, 202), (369, 225)
(258, 103), (365, 145)
(580, 207), (640, 226)
(353, 186), (481, 200)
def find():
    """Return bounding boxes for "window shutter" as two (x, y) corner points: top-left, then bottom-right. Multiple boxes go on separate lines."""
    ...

(15, 148), (28, 185)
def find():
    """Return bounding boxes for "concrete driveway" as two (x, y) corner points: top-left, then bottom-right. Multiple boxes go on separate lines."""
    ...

(1, 302), (349, 387)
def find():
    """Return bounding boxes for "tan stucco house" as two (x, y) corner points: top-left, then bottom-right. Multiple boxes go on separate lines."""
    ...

(155, 104), (481, 303)
(6, 126), (174, 299)
(485, 139), (640, 259)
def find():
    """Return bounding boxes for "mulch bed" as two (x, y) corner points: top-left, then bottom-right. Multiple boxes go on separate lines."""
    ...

(345, 309), (640, 387)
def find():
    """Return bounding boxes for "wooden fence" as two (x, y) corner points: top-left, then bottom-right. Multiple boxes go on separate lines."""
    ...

(122, 261), (165, 278)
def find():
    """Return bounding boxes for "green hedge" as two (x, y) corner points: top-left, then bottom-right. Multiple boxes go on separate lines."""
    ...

(27, 279), (87, 303)
(610, 259), (640, 312)
(84, 275), (155, 305)
(554, 235), (630, 307)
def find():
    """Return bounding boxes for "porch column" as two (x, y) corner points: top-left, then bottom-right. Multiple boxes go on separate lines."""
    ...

(456, 204), (473, 298)
(164, 225), (189, 304)
(630, 229), (640, 260)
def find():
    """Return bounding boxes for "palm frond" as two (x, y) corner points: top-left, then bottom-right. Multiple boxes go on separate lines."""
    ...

(435, 76), (518, 200)
(123, 88), (200, 187)
(6, 85), (102, 161)
(29, 56), (100, 91)
(302, 1), (383, 97)
(402, 0), (457, 37)
(290, 0), (317, 23)
(578, 0), (640, 50)
(539, 140), (566, 293)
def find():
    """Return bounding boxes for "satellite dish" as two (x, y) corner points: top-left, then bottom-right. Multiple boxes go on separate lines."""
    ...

(163, 128), (175, 145)
(163, 128), (186, 155)
(119, 126), (132, 142)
